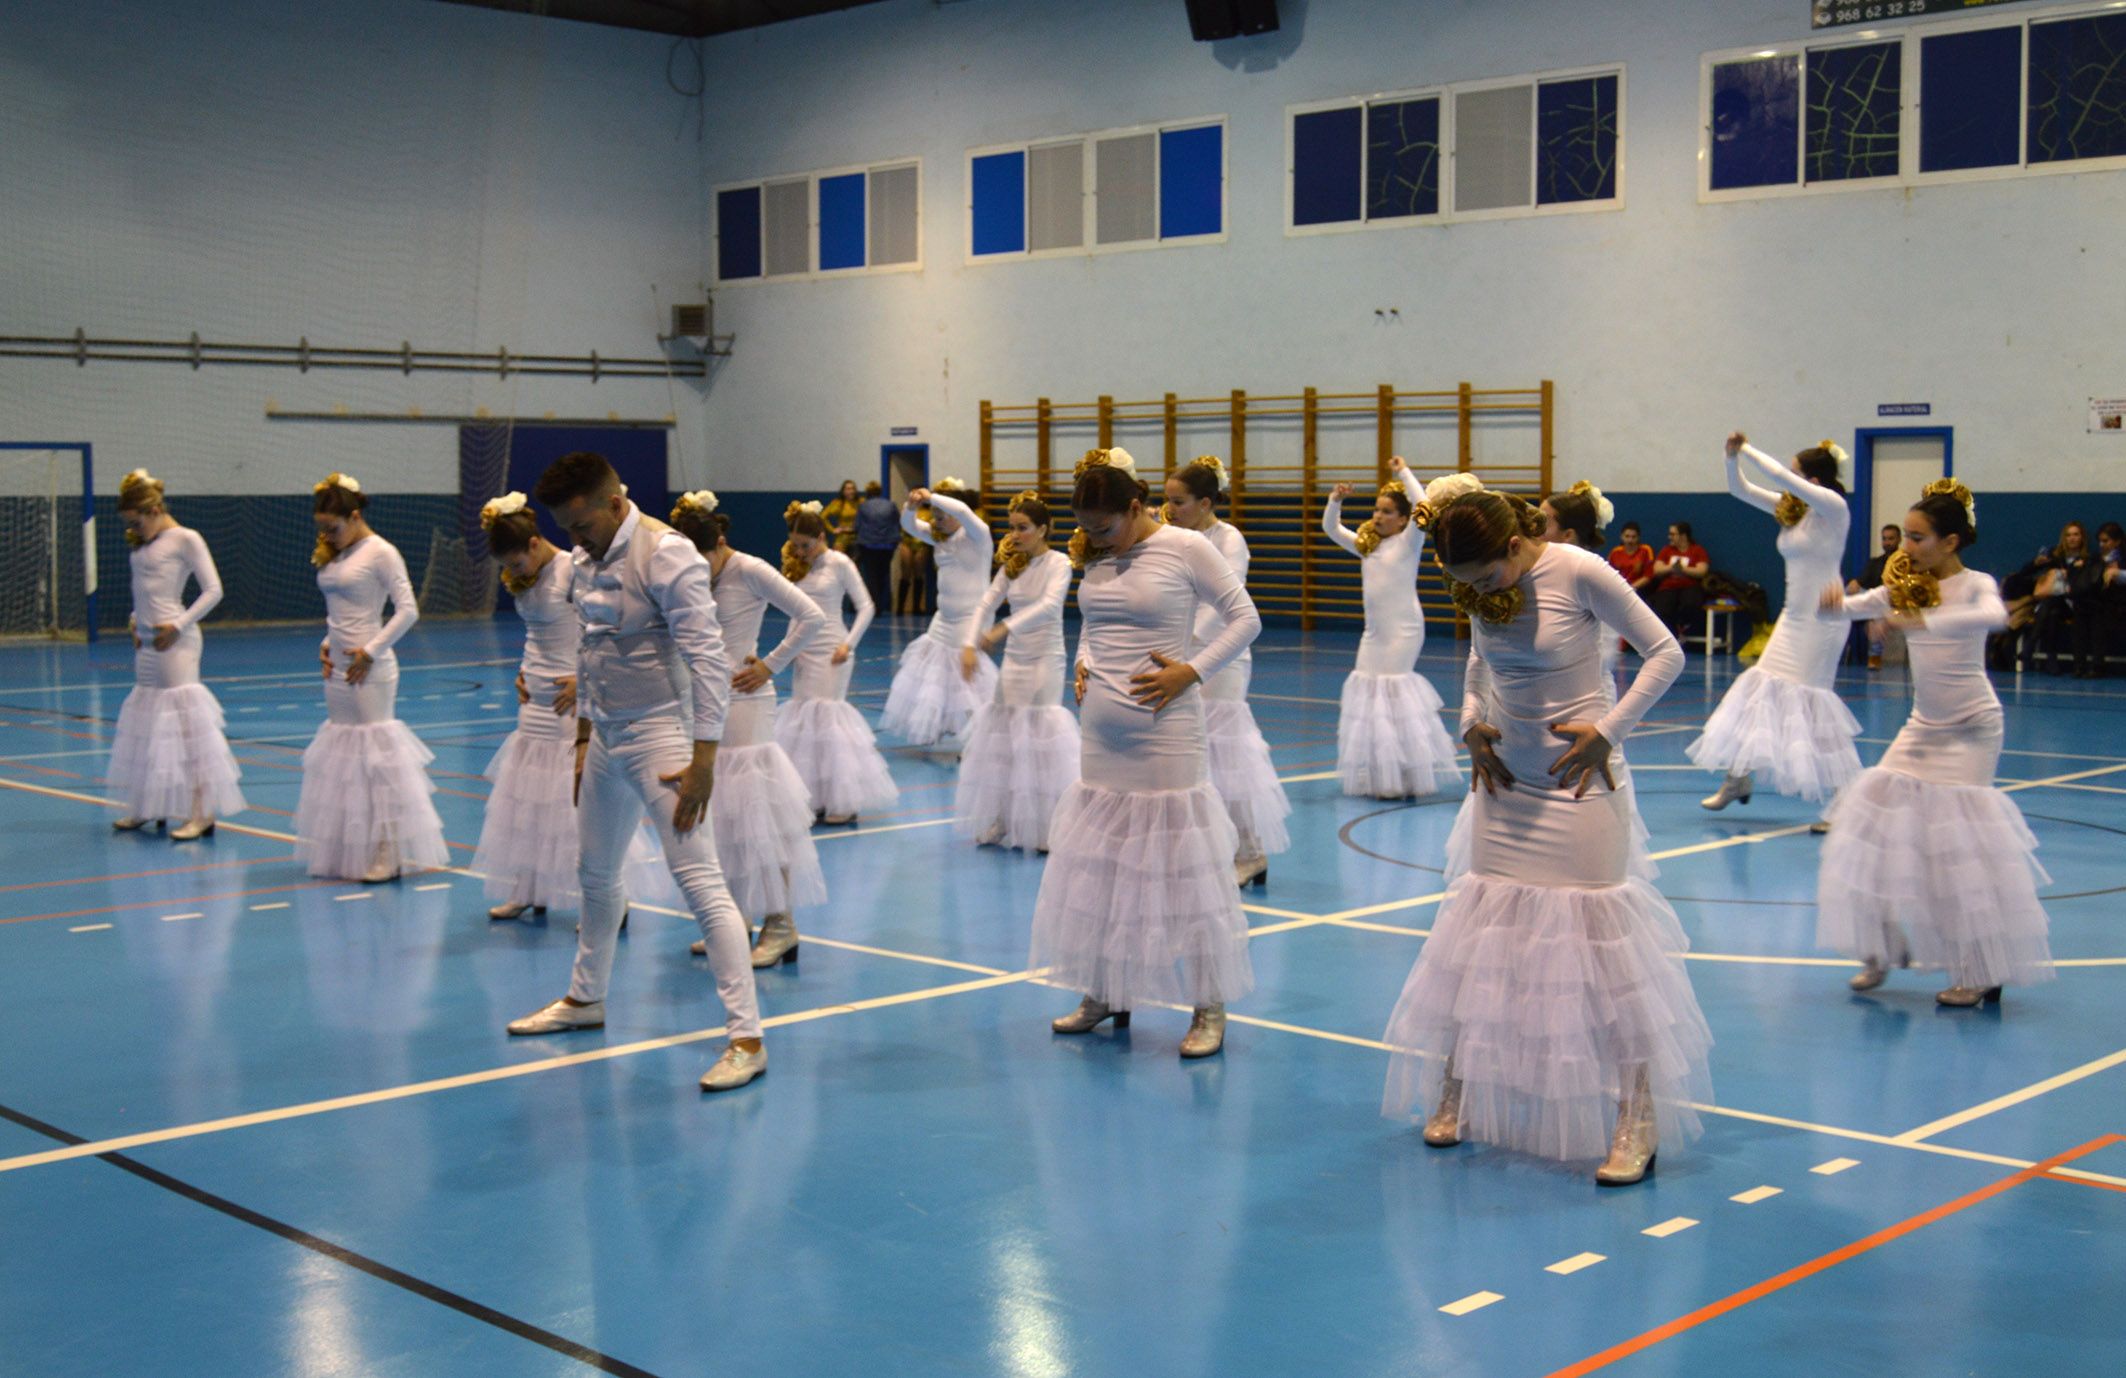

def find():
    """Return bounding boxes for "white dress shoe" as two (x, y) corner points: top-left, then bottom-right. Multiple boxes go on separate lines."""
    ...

(699, 1042), (766, 1091)
(507, 998), (605, 1035)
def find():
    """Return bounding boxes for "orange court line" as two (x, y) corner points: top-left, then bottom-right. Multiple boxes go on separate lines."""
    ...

(2044, 1170), (2126, 1195)
(1542, 1134), (2125, 1378)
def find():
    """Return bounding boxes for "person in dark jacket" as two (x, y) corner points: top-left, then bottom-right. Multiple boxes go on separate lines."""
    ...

(854, 481), (900, 613)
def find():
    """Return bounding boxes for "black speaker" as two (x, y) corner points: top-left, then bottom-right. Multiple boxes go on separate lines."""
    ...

(1185, 0), (1279, 42)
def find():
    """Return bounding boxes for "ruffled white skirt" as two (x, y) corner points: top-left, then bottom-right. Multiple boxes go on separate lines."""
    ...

(1817, 711), (2052, 989)
(106, 642), (247, 822)
(1687, 666), (1863, 802)
(1337, 671), (1461, 799)
(775, 696), (899, 820)
(1204, 699), (1290, 857)
(954, 702), (1080, 851)
(294, 716), (451, 879)
(881, 635), (997, 745)
(1028, 780), (1252, 1009)
(470, 707), (580, 909)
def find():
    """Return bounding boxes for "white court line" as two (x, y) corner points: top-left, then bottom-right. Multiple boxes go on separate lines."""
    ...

(1546, 1253), (1606, 1275)
(1811, 1158), (1861, 1176)
(250, 902), (290, 912)
(332, 893), (375, 904)
(1857, 736), (2126, 765)
(158, 913), (203, 923)
(68, 923), (112, 933)
(1730, 1185), (1783, 1204)
(414, 882), (454, 892)
(1641, 1217), (1698, 1238)
(1893, 1046), (2126, 1145)
(1439, 1291), (1505, 1316)
(0, 657), (516, 697)
(0, 748), (115, 763)
(1999, 777), (2126, 797)
(812, 817), (953, 842)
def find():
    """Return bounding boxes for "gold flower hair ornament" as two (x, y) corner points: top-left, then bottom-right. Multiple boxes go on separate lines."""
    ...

(1187, 454), (1229, 490)
(934, 475), (970, 494)
(1922, 476), (1977, 527)
(1568, 479), (1616, 531)
(1774, 492), (1811, 528)
(479, 491), (529, 530)
(997, 489), (1048, 578)
(119, 468), (167, 544)
(1068, 449), (1141, 569)
(311, 472), (365, 567)
(782, 500), (825, 581)
(674, 489), (718, 515)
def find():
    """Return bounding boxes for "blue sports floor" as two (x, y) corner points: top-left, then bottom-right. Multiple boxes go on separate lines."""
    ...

(0, 616), (2120, 1377)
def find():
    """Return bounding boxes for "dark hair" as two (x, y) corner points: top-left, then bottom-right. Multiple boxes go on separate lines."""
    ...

(1882, 523), (1902, 535)
(1378, 484), (1413, 518)
(669, 502), (730, 552)
(1620, 521), (1640, 536)
(1009, 491), (1052, 529)
(1670, 521), (1694, 543)
(786, 506), (828, 540)
(2100, 522), (2125, 545)
(313, 478), (368, 518)
(484, 508), (540, 556)
(1911, 494), (1978, 550)
(1073, 463), (1147, 514)
(1544, 489), (1604, 550)
(1795, 446), (1848, 494)
(532, 451), (619, 507)
(864, 480), (883, 498)
(1434, 491), (1546, 566)
(1172, 457), (1224, 503)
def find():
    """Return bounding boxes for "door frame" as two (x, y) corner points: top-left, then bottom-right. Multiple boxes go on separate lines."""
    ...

(1851, 426), (1953, 572)
(880, 442), (930, 500)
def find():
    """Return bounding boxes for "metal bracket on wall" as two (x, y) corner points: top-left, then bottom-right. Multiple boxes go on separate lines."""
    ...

(0, 331), (705, 380)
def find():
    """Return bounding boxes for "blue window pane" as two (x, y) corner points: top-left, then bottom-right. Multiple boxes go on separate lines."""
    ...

(970, 151), (1026, 256)
(1807, 42), (1900, 181)
(1159, 124), (1223, 238)
(1710, 55), (1800, 190)
(818, 172), (865, 270)
(716, 186), (761, 280)
(1921, 27), (2020, 173)
(2029, 13), (2126, 165)
(1292, 106), (1363, 225)
(1536, 75), (1619, 204)
(1367, 97), (1441, 219)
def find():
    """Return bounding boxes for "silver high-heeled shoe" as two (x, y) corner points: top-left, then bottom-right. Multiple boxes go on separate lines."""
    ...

(1179, 1004), (1226, 1059)
(1052, 997), (1129, 1034)
(1423, 1072), (1463, 1147)
(1700, 773), (1753, 811)
(751, 913), (799, 968)
(1937, 985), (2003, 1008)
(1595, 1068), (1658, 1186)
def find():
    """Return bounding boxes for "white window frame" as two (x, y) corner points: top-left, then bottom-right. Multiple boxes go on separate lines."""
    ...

(1283, 63), (1627, 238)
(712, 157), (924, 287)
(1699, 1), (2126, 204)
(964, 115), (1229, 266)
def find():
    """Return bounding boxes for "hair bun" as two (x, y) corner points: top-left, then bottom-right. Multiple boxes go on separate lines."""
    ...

(479, 491), (529, 530)
(1921, 476), (1976, 524)
(314, 472), (362, 495)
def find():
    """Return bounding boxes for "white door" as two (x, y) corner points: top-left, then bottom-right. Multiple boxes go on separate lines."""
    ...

(1871, 434), (1947, 535)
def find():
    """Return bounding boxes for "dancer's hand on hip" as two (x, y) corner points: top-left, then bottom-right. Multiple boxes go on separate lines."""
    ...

(1465, 722), (1514, 795)
(1818, 581), (1846, 615)
(830, 642), (851, 666)
(1547, 721), (1617, 798)
(660, 745), (718, 834)
(1128, 653), (1198, 712)
(552, 676), (578, 715)
(515, 671), (530, 705)
(732, 657), (771, 693)
(151, 624), (178, 651)
(1073, 662), (1088, 705)
(342, 648), (373, 685)
(319, 644), (332, 678)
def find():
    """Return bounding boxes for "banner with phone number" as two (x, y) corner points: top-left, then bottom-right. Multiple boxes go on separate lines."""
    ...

(1812, 0), (2032, 29)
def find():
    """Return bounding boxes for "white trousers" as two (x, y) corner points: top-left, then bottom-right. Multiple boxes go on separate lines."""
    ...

(567, 714), (761, 1040)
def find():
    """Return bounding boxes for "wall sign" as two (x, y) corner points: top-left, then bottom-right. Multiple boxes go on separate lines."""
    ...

(1877, 403), (1932, 416)
(889, 426), (919, 437)
(2092, 399), (2126, 434)
(1812, 0), (2032, 28)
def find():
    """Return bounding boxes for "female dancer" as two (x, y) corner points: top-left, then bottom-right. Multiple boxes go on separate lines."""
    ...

(294, 473), (449, 883)
(1818, 481), (2052, 1006)
(881, 479), (997, 754)
(668, 491), (830, 967)
(954, 490), (1078, 852)
(1381, 488), (1709, 1186)
(471, 494), (579, 920)
(1692, 434), (1861, 818)
(1031, 448), (1262, 1059)
(1321, 459), (1461, 800)
(107, 468), (246, 839)
(775, 501), (899, 826)
(1164, 455), (1288, 887)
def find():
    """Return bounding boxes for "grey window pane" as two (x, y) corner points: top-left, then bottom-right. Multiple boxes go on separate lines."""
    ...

(1095, 132), (1157, 244)
(868, 164), (920, 265)
(1028, 141), (1085, 251)
(1454, 84), (1534, 212)
(764, 178), (811, 276)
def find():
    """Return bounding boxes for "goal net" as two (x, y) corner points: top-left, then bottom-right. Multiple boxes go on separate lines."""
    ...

(0, 444), (95, 640)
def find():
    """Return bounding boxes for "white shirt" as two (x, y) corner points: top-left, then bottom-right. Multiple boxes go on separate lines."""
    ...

(712, 548), (828, 674)
(793, 548), (875, 648)
(512, 551), (580, 691)
(903, 492), (995, 634)
(1728, 443), (1852, 683)
(1842, 569), (2007, 725)
(570, 502), (730, 742)
(1078, 525), (1260, 702)
(1322, 459), (1428, 643)
(129, 526), (222, 633)
(969, 548), (1072, 666)
(316, 534), (417, 663)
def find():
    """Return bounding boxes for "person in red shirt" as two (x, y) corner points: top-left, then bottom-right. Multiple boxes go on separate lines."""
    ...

(1646, 522), (1711, 644)
(1608, 521), (1656, 593)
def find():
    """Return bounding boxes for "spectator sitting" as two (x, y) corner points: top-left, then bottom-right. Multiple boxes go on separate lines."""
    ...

(824, 479), (862, 554)
(854, 481), (899, 612)
(2022, 522), (2098, 676)
(1608, 520), (1656, 592)
(1645, 522), (1711, 646)
(1846, 522), (1902, 669)
(2093, 521), (2126, 679)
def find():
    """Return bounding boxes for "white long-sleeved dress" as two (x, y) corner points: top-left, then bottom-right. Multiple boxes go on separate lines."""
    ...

(953, 548), (1079, 851)
(774, 547), (899, 819)
(106, 526), (247, 823)
(1381, 542), (1712, 1163)
(1686, 443), (1862, 800)
(881, 493), (1000, 745)
(1819, 570), (2052, 988)
(294, 535), (450, 879)
(1323, 464), (1461, 799)
(1191, 519), (1291, 861)
(471, 554), (581, 909)
(1029, 525), (1262, 1009)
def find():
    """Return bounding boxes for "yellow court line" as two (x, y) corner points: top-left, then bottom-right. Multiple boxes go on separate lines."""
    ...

(1857, 736), (2126, 765)
(1240, 902), (1323, 923)
(1999, 778), (2126, 797)
(1893, 1046), (2126, 1145)
(1276, 770), (1343, 784)
(625, 901), (1012, 977)
(813, 817), (952, 842)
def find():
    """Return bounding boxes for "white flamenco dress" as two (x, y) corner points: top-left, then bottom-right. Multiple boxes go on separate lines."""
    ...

(1324, 460), (1461, 799)
(1381, 542), (1713, 1163)
(294, 535), (450, 879)
(471, 554), (582, 910)
(880, 491), (998, 746)
(1819, 571), (2053, 989)
(952, 548), (1080, 851)
(1190, 519), (1290, 863)
(1686, 443), (1862, 801)
(774, 547), (899, 820)
(106, 526), (248, 824)
(1028, 525), (1261, 1009)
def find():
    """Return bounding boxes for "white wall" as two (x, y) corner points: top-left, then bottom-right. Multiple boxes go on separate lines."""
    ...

(0, 0), (708, 494)
(692, 0), (2126, 496)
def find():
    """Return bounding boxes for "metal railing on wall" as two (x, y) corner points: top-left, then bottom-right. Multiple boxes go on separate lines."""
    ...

(977, 382), (1554, 631)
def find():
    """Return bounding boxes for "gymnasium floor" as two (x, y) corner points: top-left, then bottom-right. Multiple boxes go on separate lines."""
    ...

(0, 615), (2119, 1378)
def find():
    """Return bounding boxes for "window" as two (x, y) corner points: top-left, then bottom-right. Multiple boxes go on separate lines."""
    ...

(714, 159), (922, 283)
(968, 118), (1226, 260)
(1287, 67), (1621, 234)
(1704, 5), (2126, 201)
